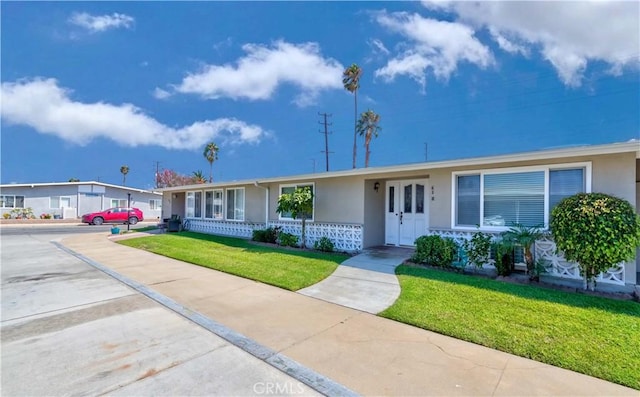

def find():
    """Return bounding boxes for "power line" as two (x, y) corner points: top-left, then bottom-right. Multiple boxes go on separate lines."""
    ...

(318, 112), (333, 172)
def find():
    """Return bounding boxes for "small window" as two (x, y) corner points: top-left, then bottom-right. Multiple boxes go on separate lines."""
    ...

(416, 184), (425, 214)
(278, 183), (314, 221)
(51, 196), (71, 209)
(388, 186), (395, 213)
(149, 199), (162, 210)
(111, 199), (127, 207)
(226, 188), (244, 221)
(1, 195), (23, 208)
(186, 191), (202, 218)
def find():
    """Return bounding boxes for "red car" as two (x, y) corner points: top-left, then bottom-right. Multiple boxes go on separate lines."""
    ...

(82, 207), (144, 225)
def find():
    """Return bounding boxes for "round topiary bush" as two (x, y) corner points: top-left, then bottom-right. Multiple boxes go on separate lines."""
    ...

(550, 192), (640, 290)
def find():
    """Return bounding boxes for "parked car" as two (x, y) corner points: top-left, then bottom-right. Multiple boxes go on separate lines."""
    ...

(81, 207), (144, 225)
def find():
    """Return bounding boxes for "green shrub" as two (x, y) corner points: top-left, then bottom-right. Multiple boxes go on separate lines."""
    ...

(462, 229), (492, 270)
(411, 235), (458, 268)
(252, 229), (267, 242)
(551, 192), (640, 290)
(313, 237), (335, 252)
(252, 227), (280, 243)
(278, 232), (299, 248)
(491, 239), (514, 276)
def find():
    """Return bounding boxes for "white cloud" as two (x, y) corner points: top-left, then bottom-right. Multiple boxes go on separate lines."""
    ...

(173, 40), (344, 107)
(373, 11), (494, 90)
(422, 1), (640, 86)
(152, 87), (171, 100)
(68, 12), (134, 33)
(369, 38), (390, 55)
(1, 78), (266, 150)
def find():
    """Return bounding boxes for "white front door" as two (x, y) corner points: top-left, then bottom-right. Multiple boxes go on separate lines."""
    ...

(386, 179), (429, 246)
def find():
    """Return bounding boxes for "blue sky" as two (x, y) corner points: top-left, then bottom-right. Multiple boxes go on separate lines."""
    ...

(2, 1), (639, 189)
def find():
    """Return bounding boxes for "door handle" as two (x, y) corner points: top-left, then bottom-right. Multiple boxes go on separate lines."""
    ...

(400, 212), (403, 224)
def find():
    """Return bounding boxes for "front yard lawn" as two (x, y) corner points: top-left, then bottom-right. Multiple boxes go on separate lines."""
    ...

(380, 265), (640, 390)
(117, 232), (347, 291)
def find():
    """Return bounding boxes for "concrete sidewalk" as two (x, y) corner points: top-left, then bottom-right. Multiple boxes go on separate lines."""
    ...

(61, 233), (636, 396)
(299, 246), (413, 314)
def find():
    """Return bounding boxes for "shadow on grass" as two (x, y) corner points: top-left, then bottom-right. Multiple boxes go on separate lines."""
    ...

(172, 231), (348, 264)
(396, 265), (640, 317)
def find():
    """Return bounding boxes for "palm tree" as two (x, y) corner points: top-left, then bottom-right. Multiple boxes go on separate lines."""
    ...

(356, 109), (381, 168)
(120, 165), (129, 186)
(342, 64), (362, 169)
(192, 170), (206, 184)
(203, 142), (219, 183)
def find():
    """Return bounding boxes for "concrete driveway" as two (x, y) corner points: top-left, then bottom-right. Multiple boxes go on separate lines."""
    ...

(1, 232), (323, 396)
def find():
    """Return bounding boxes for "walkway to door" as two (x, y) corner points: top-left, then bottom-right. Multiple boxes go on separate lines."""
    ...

(298, 246), (414, 314)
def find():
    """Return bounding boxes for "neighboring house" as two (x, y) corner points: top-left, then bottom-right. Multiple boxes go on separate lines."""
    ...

(160, 141), (640, 289)
(0, 181), (162, 220)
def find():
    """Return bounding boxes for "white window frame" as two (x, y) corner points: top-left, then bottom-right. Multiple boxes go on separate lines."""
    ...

(149, 199), (162, 210)
(278, 182), (315, 222)
(451, 162), (591, 231)
(50, 196), (71, 209)
(185, 191), (203, 218)
(204, 190), (223, 220)
(225, 187), (245, 221)
(1, 195), (25, 208)
(111, 199), (127, 208)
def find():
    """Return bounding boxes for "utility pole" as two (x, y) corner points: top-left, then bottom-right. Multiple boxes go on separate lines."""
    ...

(311, 159), (316, 173)
(424, 142), (428, 162)
(318, 112), (333, 172)
(154, 161), (161, 188)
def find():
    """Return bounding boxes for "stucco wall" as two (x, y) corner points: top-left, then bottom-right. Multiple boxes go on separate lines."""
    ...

(1, 184), (161, 219)
(363, 179), (386, 247)
(266, 176), (365, 224)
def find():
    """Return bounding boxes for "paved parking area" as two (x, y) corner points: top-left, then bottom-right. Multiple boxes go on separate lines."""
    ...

(1, 232), (323, 396)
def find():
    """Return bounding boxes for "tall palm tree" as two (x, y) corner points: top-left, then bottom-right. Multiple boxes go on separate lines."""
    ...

(342, 64), (362, 169)
(120, 165), (129, 186)
(203, 142), (219, 183)
(356, 109), (381, 168)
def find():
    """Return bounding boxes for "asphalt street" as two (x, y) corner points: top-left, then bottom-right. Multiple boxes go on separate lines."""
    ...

(0, 227), (321, 396)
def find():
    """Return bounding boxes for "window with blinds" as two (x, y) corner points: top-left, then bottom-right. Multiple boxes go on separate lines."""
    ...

(454, 165), (587, 229)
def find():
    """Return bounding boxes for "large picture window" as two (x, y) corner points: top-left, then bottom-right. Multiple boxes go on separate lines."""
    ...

(226, 188), (244, 221)
(278, 183), (314, 221)
(186, 191), (202, 218)
(1, 195), (25, 208)
(453, 164), (588, 229)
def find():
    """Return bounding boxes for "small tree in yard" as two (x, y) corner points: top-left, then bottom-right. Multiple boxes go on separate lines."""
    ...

(551, 192), (640, 291)
(276, 186), (313, 249)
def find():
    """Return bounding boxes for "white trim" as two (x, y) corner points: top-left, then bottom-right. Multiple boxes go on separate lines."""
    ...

(451, 162), (591, 231)
(225, 187), (245, 222)
(149, 199), (162, 210)
(277, 182), (315, 222)
(0, 194), (25, 209)
(204, 189), (224, 220)
(185, 191), (204, 218)
(0, 181), (161, 194)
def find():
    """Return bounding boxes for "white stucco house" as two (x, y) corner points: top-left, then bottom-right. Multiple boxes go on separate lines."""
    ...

(0, 181), (162, 220)
(159, 141), (640, 290)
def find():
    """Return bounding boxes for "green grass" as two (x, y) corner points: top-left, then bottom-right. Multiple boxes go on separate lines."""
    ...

(125, 225), (158, 233)
(117, 232), (347, 290)
(380, 265), (640, 389)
